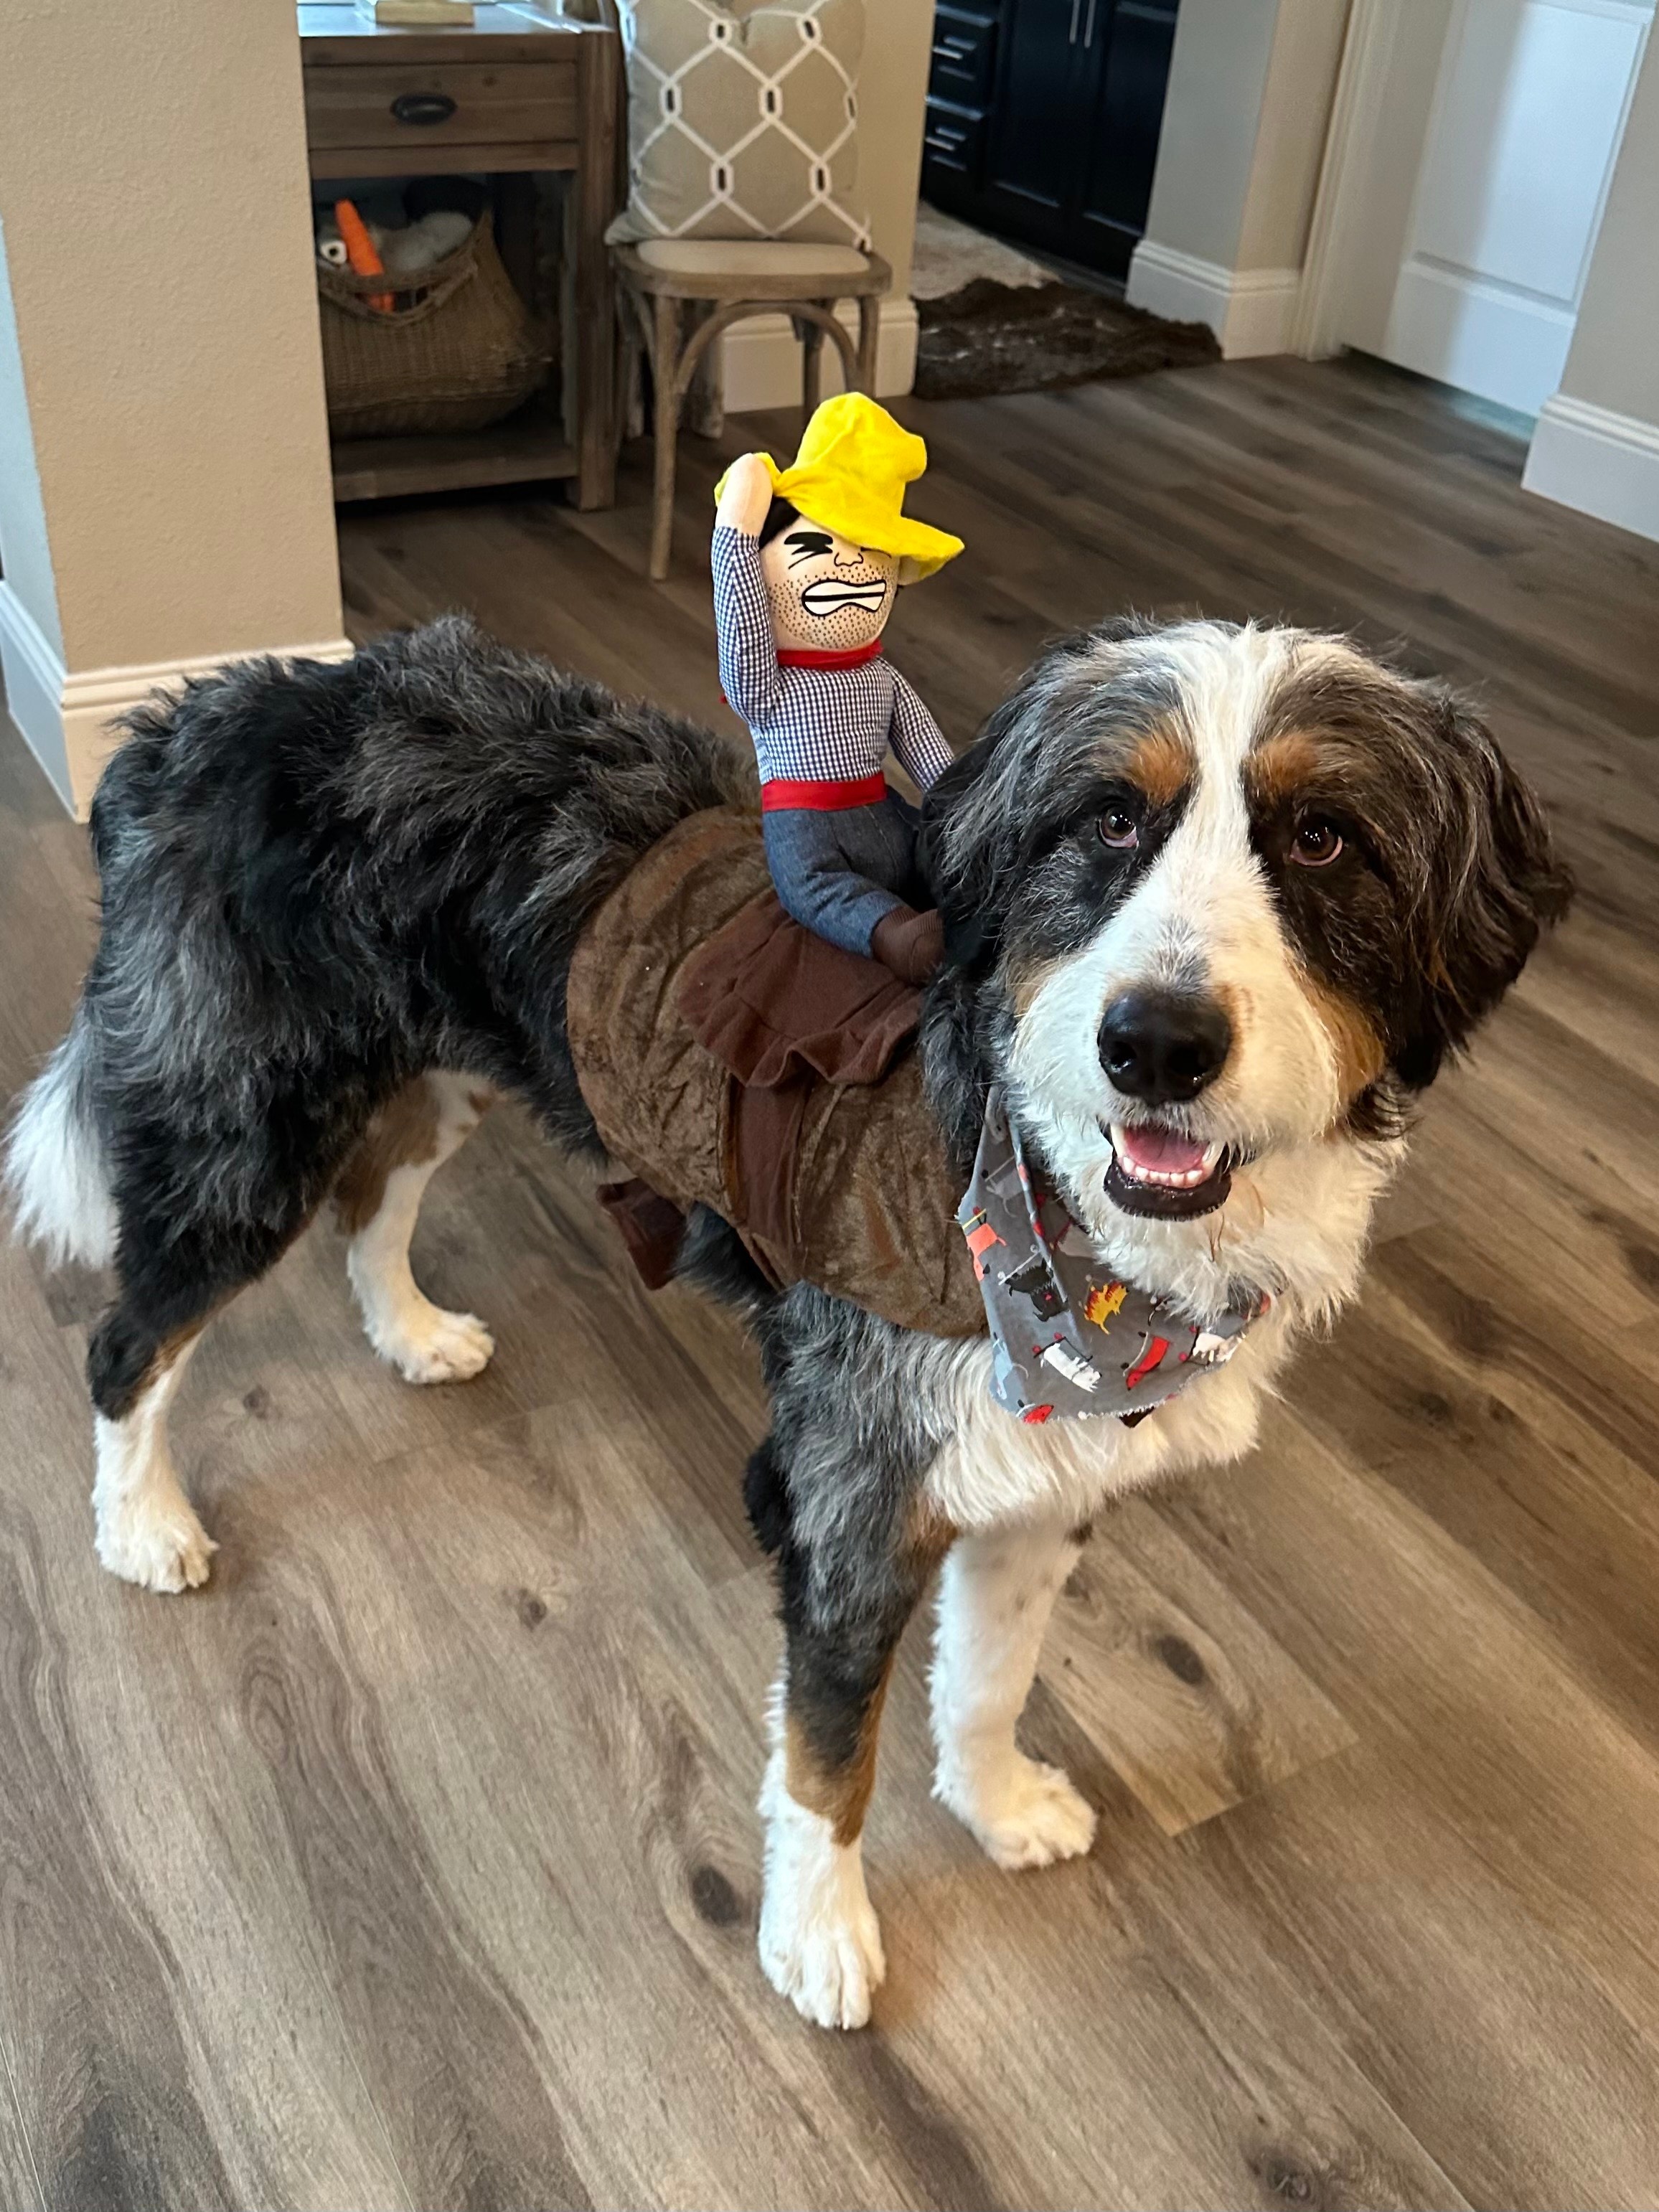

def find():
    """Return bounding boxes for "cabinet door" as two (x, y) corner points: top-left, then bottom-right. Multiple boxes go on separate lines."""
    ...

(977, 0), (1091, 243)
(1071, 0), (1180, 279)
(920, 0), (1181, 279)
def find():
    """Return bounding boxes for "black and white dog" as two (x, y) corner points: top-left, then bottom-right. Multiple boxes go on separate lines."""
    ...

(4, 614), (1569, 2029)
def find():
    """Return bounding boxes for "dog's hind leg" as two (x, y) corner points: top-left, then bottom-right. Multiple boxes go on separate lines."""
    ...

(929, 1520), (1098, 1869)
(335, 1072), (495, 1385)
(90, 1327), (215, 1593)
(88, 1209), (309, 1593)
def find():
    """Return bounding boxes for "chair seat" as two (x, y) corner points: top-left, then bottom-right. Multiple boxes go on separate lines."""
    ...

(634, 239), (875, 281)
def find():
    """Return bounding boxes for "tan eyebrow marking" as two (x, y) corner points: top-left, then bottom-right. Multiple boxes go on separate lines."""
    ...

(1246, 728), (1325, 807)
(1123, 727), (1193, 807)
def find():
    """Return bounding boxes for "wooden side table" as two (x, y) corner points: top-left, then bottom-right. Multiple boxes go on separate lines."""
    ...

(298, 2), (618, 508)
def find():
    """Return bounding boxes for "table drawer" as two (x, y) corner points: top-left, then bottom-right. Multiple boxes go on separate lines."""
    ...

(304, 58), (577, 155)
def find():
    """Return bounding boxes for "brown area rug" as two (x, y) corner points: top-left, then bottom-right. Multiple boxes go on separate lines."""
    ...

(913, 277), (1220, 403)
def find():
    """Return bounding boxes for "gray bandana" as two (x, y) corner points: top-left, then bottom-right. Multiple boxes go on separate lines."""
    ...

(956, 1091), (1266, 1426)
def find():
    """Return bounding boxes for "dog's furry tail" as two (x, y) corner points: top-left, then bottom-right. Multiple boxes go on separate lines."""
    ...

(4, 1006), (117, 1268)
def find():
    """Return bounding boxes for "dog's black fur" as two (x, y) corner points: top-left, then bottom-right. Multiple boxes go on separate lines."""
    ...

(77, 618), (742, 1418)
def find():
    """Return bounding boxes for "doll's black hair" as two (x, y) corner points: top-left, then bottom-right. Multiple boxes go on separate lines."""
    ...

(757, 497), (801, 550)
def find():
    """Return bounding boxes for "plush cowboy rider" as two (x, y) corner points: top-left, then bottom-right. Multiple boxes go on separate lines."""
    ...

(711, 393), (964, 986)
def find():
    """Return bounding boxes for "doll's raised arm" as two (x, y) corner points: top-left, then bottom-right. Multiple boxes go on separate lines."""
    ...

(712, 528), (780, 722)
(712, 453), (780, 722)
(716, 451), (774, 536)
(888, 666), (954, 791)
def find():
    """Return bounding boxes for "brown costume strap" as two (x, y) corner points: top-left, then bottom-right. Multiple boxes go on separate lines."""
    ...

(595, 1178), (688, 1289)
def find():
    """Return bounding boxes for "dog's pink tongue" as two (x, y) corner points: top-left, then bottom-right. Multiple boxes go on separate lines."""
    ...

(1116, 1125), (1210, 1176)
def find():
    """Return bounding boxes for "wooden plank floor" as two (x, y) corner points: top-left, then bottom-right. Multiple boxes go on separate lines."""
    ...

(4, 353), (1659, 2209)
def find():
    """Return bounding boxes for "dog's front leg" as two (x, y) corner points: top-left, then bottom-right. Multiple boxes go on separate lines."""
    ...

(757, 1634), (897, 2031)
(930, 1520), (1099, 1869)
(755, 1496), (949, 2030)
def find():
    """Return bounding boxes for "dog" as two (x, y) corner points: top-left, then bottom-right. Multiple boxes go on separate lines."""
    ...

(4, 613), (1570, 2029)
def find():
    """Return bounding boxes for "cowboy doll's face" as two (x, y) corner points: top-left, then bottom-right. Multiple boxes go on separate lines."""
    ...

(760, 511), (900, 653)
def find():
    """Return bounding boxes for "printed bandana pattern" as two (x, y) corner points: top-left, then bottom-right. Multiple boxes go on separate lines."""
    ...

(957, 1091), (1265, 1425)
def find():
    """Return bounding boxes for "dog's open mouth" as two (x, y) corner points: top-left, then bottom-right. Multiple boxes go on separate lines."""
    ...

(800, 578), (888, 616)
(1104, 1121), (1233, 1220)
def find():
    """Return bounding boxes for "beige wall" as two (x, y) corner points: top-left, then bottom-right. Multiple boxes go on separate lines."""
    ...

(1521, 31), (1659, 541)
(1236, 0), (1353, 271)
(1129, 0), (1348, 355)
(1555, 32), (1659, 427)
(0, 0), (346, 810)
(1142, 0), (1283, 271)
(852, 0), (933, 299)
(1142, 0), (1348, 272)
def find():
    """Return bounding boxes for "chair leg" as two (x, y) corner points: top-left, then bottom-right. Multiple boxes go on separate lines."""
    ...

(856, 293), (880, 395)
(686, 301), (724, 439)
(616, 289), (640, 444)
(800, 317), (824, 420)
(650, 293), (682, 583)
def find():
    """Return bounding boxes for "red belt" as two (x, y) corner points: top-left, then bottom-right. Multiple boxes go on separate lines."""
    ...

(761, 773), (890, 814)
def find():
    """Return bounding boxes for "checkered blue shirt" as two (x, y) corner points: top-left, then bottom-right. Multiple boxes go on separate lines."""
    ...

(713, 526), (952, 791)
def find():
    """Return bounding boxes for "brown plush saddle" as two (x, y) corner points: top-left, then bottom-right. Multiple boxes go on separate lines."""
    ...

(565, 806), (985, 1338)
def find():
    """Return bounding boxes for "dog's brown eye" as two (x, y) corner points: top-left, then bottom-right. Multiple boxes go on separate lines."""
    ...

(1292, 816), (1343, 867)
(1099, 806), (1139, 850)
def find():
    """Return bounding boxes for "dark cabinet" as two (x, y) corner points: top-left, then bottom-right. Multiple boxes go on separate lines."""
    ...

(922, 0), (1180, 283)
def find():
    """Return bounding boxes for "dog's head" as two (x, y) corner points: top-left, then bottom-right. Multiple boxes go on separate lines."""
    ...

(921, 619), (1570, 1294)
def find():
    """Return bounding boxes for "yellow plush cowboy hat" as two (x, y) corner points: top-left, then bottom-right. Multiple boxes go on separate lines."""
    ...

(716, 392), (964, 583)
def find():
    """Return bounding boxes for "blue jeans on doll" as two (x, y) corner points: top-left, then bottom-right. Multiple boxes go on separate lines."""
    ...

(762, 791), (922, 960)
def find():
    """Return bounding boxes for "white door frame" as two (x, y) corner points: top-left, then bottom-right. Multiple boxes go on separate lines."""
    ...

(1291, 0), (1415, 358)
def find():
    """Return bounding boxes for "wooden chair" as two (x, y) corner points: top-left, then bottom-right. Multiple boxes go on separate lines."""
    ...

(614, 239), (892, 579)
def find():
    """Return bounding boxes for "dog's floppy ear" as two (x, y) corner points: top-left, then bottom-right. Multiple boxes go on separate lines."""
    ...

(919, 692), (1028, 970)
(1394, 699), (1572, 1088)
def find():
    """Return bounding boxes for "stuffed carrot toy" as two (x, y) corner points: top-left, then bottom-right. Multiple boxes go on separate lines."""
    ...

(335, 199), (392, 314)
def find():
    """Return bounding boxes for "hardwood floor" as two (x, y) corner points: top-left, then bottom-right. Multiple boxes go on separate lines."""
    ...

(4, 353), (1659, 2209)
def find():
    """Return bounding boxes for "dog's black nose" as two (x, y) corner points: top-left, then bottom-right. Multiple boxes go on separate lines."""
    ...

(1099, 990), (1231, 1103)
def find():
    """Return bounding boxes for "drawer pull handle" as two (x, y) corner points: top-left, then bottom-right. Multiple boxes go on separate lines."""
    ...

(390, 92), (457, 126)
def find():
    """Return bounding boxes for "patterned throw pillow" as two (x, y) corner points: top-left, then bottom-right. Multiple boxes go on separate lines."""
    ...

(607, 0), (870, 251)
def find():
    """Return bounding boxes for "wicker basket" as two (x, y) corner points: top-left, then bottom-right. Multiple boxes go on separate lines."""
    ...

(317, 214), (551, 440)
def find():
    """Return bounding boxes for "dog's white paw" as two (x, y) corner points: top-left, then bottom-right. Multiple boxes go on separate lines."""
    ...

(759, 1876), (886, 2030)
(936, 1752), (1097, 1870)
(757, 1756), (885, 2030)
(372, 1300), (494, 1385)
(95, 1493), (217, 1594)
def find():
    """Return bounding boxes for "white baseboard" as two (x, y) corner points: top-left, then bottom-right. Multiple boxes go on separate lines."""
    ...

(720, 295), (919, 415)
(0, 583), (354, 818)
(1523, 392), (1659, 546)
(1126, 242), (1301, 360)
